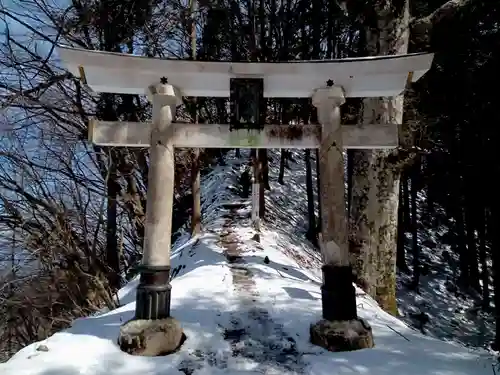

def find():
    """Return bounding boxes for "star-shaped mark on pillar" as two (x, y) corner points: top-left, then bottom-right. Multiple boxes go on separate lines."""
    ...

(326, 79), (334, 87)
(160, 76), (168, 84)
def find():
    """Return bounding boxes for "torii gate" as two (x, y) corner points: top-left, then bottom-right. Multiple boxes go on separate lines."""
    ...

(57, 46), (433, 356)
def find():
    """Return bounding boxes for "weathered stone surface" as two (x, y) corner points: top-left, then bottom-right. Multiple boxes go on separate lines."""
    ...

(118, 317), (184, 356)
(348, 0), (409, 314)
(310, 318), (374, 352)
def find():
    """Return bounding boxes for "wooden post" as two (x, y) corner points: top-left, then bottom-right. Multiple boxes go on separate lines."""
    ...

(135, 82), (180, 320)
(312, 84), (356, 322)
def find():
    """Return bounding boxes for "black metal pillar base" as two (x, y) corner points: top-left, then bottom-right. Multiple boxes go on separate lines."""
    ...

(135, 265), (172, 320)
(321, 264), (357, 321)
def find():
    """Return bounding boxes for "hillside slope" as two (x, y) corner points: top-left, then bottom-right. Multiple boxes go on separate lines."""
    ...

(0, 150), (492, 375)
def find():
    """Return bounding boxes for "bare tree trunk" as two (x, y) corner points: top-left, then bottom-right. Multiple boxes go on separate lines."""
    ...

(492, 204), (500, 349)
(191, 148), (201, 235)
(250, 148), (260, 241)
(7, 228), (16, 358)
(424, 180), (435, 227)
(396, 170), (409, 272)
(189, 0), (201, 236)
(349, 1), (410, 314)
(465, 209), (480, 291)
(410, 158), (420, 290)
(278, 150), (286, 185)
(257, 0), (270, 194)
(455, 194), (469, 287)
(106, 155), (121, 290)
(278, 104), (289, 186)
(403, 167), (411, 230)
(465, 177), (480, 292)
(305, 149), (316, 243)
(258, 149), (266, 218)
(261, 150), (270, 190)
(315, 149), (322, 234)
(479, 207), (489, 308)
(347, 150), (354, 215)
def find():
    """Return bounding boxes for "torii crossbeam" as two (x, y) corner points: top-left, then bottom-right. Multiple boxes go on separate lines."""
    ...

(57, 45), (434, 356)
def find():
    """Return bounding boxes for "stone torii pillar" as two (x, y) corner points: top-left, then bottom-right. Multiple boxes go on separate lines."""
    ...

(118, 81), (185, 356)
(310, 83), (373, 351)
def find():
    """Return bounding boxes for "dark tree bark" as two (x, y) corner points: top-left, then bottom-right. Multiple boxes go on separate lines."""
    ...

(191, 148), (202, 235)
(258, 149), (266, 218)
(106, 161), (121, 289)
(347, 150), (354, 215)
(257, 0), (270, 195)
(278, 150), (286, 185)
(315, 149), (322, 235)
(396, 170), (408, 272)
(305, 149), (317, 244)
(479, 207), (489, 308)
(465, 184), (480, 292)
(424, 168), (436, 227)
(492, 205), (500, 349)
(278, 102), (290, 186)
(455, 195), (469, 287)
(410, 159), (420, 290)
(189, 0), (201, 236)
(261, 150), (270, 190)
(403, 169), (411, 231)
(99, 94), (122, 290)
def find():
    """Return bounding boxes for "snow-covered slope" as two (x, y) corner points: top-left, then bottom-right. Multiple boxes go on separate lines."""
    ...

(396, 211), (495, 349)
(0, 150), (493, 375)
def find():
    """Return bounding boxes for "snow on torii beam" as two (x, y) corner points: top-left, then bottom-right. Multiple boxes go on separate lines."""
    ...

(58, 46), (433, 98)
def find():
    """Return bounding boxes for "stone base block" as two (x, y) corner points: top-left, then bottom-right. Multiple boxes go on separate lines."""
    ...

(118, 317), (185, 356)
(310, 318), (374, 352)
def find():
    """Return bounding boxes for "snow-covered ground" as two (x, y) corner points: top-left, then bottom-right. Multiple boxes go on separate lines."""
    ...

(0, 150), (494, 375)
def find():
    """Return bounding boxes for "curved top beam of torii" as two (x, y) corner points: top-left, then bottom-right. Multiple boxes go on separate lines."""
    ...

(56, 45), (434, 98)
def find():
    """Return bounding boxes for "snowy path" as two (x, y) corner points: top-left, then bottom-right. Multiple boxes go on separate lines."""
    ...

(217, 204), (307, 374)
